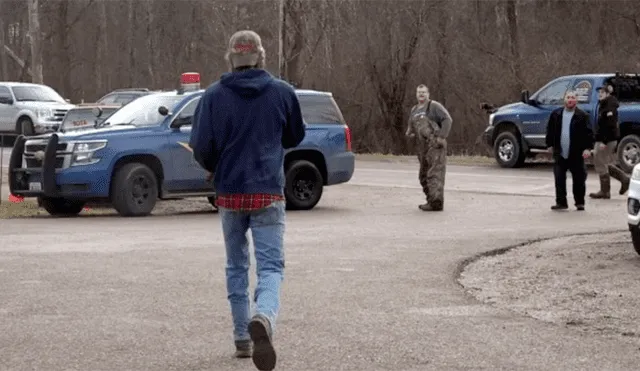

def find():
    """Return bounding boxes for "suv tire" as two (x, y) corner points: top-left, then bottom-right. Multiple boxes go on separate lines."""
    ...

(493, 131), (525, 168)
(617, 134), (640, 173)
(16, 117), (34, 136)
(285, 160), (323, 210)
(631, 225), (640, 256)
(40, 197), (85, 217)
(111, 163), (158, 217)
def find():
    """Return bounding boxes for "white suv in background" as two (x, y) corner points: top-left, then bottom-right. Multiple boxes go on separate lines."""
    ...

(0, 82), (75, 135)
(627, 163), (640, 255)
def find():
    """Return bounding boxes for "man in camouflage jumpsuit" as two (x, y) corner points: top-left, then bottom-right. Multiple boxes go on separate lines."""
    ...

(406, 85), (453, 211)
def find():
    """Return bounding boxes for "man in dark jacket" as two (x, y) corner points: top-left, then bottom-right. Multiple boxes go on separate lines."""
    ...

(545, 90), (594, 211)
(189, 30), (306, 371)
(589, 84), (630, 198)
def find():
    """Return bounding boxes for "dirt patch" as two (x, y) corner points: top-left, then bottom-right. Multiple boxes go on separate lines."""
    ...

(459, 232), (640, 339)
(0, 198), (215, 219)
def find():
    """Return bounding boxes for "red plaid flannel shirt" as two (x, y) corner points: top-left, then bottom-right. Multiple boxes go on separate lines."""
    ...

(215, 193), (284, 211)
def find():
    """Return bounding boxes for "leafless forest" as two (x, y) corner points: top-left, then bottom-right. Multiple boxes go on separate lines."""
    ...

(1, 0), (640, 154)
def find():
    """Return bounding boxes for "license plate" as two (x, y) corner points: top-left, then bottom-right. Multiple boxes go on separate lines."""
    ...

(29, 182), (42, 191)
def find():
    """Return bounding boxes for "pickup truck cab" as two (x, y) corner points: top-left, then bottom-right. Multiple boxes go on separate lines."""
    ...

(482, 73), (640, 172)
(8, 73), (355, 217)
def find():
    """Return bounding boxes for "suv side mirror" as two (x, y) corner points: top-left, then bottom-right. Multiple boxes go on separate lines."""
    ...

(520, 90), (530, 104)
(0, 96), (14, 105)
(170, 115), (192, 129)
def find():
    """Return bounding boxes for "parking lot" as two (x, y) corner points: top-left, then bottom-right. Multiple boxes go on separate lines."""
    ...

(1, 149), (638, 370)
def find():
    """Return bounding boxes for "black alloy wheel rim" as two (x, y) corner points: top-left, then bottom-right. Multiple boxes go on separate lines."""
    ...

(131, 175), (151, 205)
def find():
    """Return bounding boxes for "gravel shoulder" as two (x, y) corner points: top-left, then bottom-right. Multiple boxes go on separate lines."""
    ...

(459, 232), (640, 341)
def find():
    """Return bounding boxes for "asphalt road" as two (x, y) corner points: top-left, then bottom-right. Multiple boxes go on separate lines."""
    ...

(1, 157), (638, 370)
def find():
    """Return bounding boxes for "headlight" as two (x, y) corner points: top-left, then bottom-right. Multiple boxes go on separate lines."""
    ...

(71, 140), (107, 166)
(632, 165), (640, 181)
(36, 108), (53, 118)
(489, 113), (496, 126)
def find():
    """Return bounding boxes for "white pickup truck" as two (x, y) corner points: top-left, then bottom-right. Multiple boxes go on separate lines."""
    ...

(627, 164), (640, 255)
(0, 82), (75, 135)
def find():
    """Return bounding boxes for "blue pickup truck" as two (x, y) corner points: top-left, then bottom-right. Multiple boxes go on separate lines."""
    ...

(482, 73), (640, 172)
(8, 74), (355, 217)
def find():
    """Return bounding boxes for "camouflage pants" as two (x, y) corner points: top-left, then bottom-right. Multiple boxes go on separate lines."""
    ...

(417, 137), (447, 206)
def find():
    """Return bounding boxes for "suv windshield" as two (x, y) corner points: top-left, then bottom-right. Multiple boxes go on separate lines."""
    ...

(103, 94), (184, 127)
(12, 85), (65, 103)
(60, 107), (118, 132)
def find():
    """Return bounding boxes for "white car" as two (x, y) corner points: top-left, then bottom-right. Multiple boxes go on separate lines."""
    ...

(627, 163), (640, 255)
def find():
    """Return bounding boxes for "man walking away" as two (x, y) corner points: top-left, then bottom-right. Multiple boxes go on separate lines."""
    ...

(405, 84), (453, 211)
(589, 84), (629, 199)
(189, 30), (306, 371)
(546, 90), (594, 211)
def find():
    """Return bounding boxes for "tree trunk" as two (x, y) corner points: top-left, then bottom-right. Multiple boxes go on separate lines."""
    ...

(27, 0), (43, 84)
(504, 0), (523, 96)
(434, 2), (450, 106)
(127, 0), (136, 85)
(56, 1), (71, 97)
(96, 0), (108, 93)
(0, 19), (8, 80)
(145, 0), (155, 86)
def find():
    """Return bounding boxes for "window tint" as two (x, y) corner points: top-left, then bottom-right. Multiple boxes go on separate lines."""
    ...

(97, 93), (117, 104)
(113, 93), (140, 105)
(177, 97), (200, 118)
(298, 94), (345, 125)
(0, 86), (11, 99)
(11, 85), (64, 103)
(534, 79), (572, 105)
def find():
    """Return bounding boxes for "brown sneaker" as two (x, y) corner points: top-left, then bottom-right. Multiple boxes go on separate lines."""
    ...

(248, 315), (276, 370)
(234, 340), (252, 358)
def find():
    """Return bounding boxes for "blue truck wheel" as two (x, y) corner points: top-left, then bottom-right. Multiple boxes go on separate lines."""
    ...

(493, 131), (525, 168)
(111, 163), (159, 217)
(285, 160), (323, 210)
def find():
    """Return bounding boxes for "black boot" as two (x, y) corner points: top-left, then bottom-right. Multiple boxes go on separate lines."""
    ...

(609, 165), (630, 195)
(589, 174), (611, 199)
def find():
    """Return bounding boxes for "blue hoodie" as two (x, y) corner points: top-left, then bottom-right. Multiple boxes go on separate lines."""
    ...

(189, 69), (306, 196)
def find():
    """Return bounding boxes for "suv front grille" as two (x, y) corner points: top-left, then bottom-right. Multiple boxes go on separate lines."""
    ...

(25, 143), (68, 153)
(23, 140), (70, 169)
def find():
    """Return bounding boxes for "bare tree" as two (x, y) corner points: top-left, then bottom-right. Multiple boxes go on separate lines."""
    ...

(27, 0), (43, 83)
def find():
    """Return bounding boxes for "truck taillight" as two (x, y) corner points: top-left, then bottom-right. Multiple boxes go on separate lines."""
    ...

(344, 125), (352, 152)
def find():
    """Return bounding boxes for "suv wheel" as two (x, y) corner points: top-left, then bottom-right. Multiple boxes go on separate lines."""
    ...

(16, 117), (34, 136)
(617, 134), (640, 173)
(285, 160), (323, 210)
(493, 131), (525, 168)
(40, 197), (85, 217)
(631, 225), (640, 256)
(111, 163), (158, 217)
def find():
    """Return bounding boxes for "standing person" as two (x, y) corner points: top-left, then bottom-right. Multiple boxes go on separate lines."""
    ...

(545, 90), (594, 211)
(189, 30), (306, 371)
(589, 84), (630, 199)
(405, 84), (453, 211)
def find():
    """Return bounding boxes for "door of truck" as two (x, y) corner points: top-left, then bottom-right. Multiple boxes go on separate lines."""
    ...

(166, 96), (213, 193)
(522, 77), (574, 148)
(0, 85), (16, 132)
(572, 78), (598, 129)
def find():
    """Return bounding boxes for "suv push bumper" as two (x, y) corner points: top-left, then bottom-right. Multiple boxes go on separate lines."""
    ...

(482, 126), (495, 148)
(9, 134), (61, 198)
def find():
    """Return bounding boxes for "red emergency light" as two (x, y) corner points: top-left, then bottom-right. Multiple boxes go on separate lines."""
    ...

(181, 72), (200, 85)
(180, 72), (201, 92)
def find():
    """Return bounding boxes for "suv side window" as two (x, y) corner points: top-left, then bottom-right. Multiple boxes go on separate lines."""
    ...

(0, 86), (12, 102)
(172, 97), (200, 126)
(113, 93), (138, 105)
(97, 93), (117, 104)
(534, 79), (573, 105)
(298, 94), (346, 125)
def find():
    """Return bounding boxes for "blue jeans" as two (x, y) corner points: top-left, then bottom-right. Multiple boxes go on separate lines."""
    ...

(219, 201), (286, 342)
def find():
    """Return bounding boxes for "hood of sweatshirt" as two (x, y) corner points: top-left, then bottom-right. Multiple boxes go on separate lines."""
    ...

(220, 69), (274, 98)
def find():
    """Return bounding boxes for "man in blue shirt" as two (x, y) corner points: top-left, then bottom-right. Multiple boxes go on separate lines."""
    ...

(545, 90), (594, 211)
(189, 30), (306, 371)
